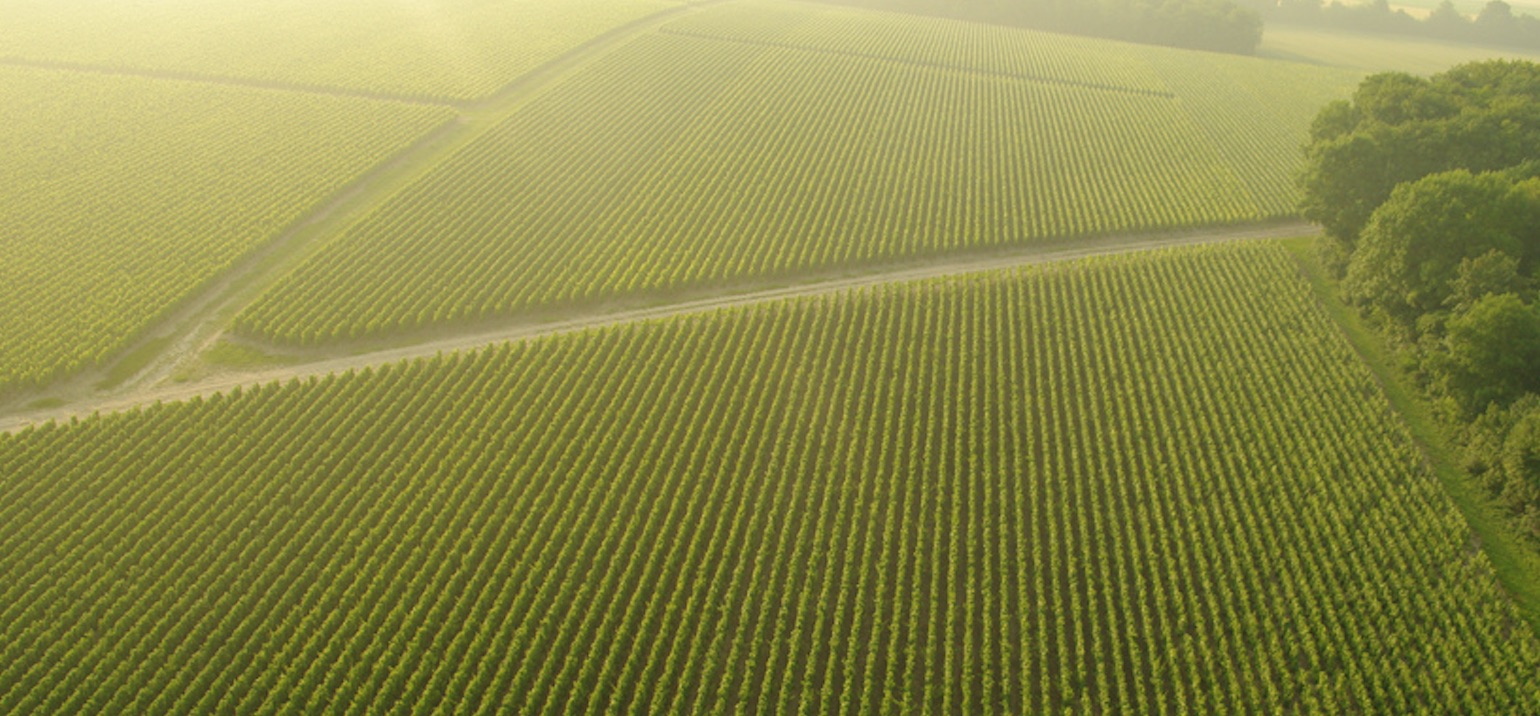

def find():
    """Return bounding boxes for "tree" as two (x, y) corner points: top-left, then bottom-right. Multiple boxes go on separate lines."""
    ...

(1441, 292), (1540, 411)
(1298, 60), (1540, 251)
(1477, 0), (1518, 40)
(1446, 249), (1528, 312)
(1354, 72), (1457, 126)
(1504, 404), (1540, 495)
(1342, 170), (1535, 318)
(1426, 0), (1471, 40)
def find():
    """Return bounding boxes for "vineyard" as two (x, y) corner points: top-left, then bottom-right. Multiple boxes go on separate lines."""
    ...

(233, 0), (1359, 345)
(4, 243), (1536, 713)
(0, 68), (453, 394)
(0, 0), (677, 101)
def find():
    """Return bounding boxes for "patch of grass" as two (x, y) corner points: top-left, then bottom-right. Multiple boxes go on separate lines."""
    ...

(1283, 235), (1540, 636)
(202, 340), (296, 370)
(95, 335), (173, 390)
(25, 397), (64, 410)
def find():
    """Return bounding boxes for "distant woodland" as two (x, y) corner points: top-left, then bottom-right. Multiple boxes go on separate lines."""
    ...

(821, 0), (1540, 54)
(1244, 0), (1540, 50)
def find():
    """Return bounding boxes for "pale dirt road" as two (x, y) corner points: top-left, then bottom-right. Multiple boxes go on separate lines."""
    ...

(0, 221), (1316, 434)
(0, 0), (735, 421)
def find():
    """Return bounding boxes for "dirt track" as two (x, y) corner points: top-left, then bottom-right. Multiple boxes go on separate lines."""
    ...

(0, 0), (1318, 435)
(0, 221), (1315, 434)
(0, 0), (735, 425)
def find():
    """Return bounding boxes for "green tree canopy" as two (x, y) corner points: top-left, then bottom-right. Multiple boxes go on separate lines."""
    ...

(1299, 60), (1540, 246)
(1441, 292), (1540, 411)
(1506, 404), (1540, 494)
(1342, 170), (1538, 317)
(1447, 249), (1530, 311)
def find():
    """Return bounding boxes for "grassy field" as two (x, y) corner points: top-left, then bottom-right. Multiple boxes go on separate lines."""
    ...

(1260, 23), (1540, 73)
(232, 0), (1358, 345)
(0, 68), (453, 395)
(4, 243), (1537, 713)
(0, 0), (679, 101)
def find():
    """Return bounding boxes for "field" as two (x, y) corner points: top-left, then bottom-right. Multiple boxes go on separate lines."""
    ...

(0, 0), (678, 101)
(4, 243), (1537, 713)
(0, 68), (453, 394)
(1260, 23), (1540, 74)
(8, 2), (1540, 712)
(232, 0), (1358, 345)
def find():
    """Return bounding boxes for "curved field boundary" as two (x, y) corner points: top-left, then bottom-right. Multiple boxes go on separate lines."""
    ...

(0, 0), (735, 109)
(656, 28), (1178, 98)
(0, 221), (1314, 434)
(0, 0), (737, 416)
(0, 55), (460, 107)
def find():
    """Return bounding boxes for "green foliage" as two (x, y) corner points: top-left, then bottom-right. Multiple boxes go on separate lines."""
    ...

(1342, 170), (1537, 317)
(1095, 0), (1266, 54)
(1505, 405), (1540, 493)
(1355, 72), (1458, 125)
(1447, 249), (1529, 311)
(1312, 60), (1540, 548)
(1246, 0), (1540, 50)
(5, 244), (1539, 712)
(0, 69), (453, 394)
(1441, 293), (1540, 410)
(1308, 99), (1361, 143)
(235, 1), (1356, 345)
(1466, 397), (1540, 537)
(1298, 59), (1540, 246)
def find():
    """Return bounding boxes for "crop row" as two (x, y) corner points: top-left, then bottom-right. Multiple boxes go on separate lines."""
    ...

(0, 69), (453, 394)
(4, 242), (1537, 713)
(235, 7), (1348, 345)
(664, 0), (1173, 94)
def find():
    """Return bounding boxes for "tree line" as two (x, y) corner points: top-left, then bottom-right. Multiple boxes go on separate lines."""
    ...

(1245, 0), (1540, 50)
(1299, 59), (1540, 539)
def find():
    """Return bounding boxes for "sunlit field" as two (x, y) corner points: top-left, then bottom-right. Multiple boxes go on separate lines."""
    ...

(5, 244), (1536, 713)
(234, 0), (1357, 345)
(5, 0), (1540, 712)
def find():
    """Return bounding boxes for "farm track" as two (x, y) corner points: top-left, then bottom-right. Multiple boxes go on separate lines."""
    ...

(0, 0), (1318, 435)
(0, 221), (1315, 434)
(0, 0), (733, 423)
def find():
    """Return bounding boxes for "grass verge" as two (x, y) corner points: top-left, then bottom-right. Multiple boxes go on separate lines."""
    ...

(95, 335), (173, 391)
(170, 339), (301, 384)
(202, 339), (297, 370)
(1283, 235), (1540, 636)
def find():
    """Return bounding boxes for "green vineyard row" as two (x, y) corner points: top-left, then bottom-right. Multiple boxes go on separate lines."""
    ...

(660, 0), (1174, 94)
(0, 68), (453, 394)
(234, 1), (1358, 346)
(4, 243), (1535, 713)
